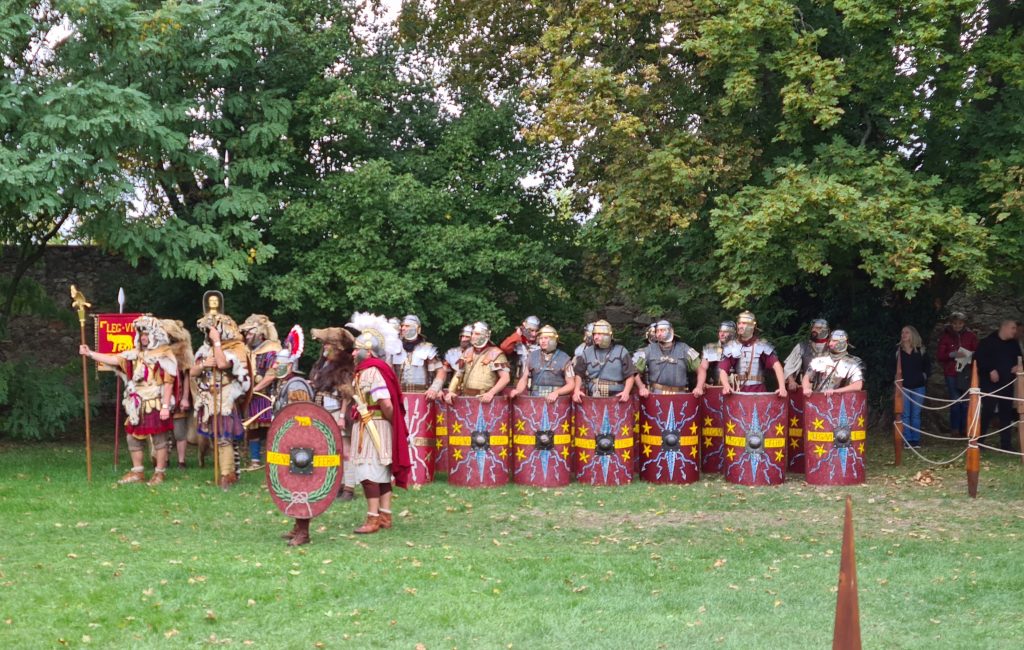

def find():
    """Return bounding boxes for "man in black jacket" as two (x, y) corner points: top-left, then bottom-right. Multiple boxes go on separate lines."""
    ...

(975, 320), (1022, 450)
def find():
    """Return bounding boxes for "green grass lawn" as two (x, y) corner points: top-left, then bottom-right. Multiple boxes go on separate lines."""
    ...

(1, 430), (1023, 649)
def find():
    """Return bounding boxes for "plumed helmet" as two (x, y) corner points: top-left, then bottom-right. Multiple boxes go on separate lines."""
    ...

(348, 312), (402, 359)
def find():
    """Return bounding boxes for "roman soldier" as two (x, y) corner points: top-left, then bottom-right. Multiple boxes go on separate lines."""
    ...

(347, 312), (412, 534)
(443, 325), (473, 388)
(239, 314), (281, 470)
(632, 323), (657, 376)
(572, 320), (637, 402)
(80, 315), (177, 485)
(162, 319), (195, 469)
(718, 311), (787, 397)
(391, 314), (445, 399)
(802, 330), (864, 394)
(693, 321), (736, 397)
(192, 309), (252, 489)
(309, 326), (357, 501)
(499, 315), (541, 381)
(444, 321), (511, 404)
(509, 324), (575, 402)
(635, 320), (700, 395)
(573, 322), (595, 364)
(783, 318), (830, 391)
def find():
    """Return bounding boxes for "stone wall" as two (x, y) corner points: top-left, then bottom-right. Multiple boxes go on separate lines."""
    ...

(0, 246), (143, 367)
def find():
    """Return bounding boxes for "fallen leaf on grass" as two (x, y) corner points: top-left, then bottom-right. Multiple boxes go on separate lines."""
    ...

(712, 558), (726, 568)
(404, 587), (417, 596)
(164, 629), (179, 639)
(205, 609), (217, 621)
(67, 554), (78, 560)
(572, 585), (587, 593)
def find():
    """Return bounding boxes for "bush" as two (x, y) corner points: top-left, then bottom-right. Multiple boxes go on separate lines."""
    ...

(0, 360), (84, 441)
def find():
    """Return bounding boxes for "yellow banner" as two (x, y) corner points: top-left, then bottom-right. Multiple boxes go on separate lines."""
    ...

(725, 435), (746, 447)
(807, 431), (834, 442)
(764, 437), (785, 448)
(266, 451), (340, 467)
(788, 428), (803, 437)
(852, 430), (866, 441)
(680, 435), (699, 446)
(641, 434), (661, 446)
(435, 426), (448, 437)
(703, 427), (723, 437)
(412, 437), (435, 447)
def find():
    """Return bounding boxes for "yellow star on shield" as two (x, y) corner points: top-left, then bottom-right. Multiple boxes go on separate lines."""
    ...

(726, 421), (736, 434)
(452, 449), (463, 461)
(690, 446), (699, 458)
(633, 423), (639, 434)
(515, 448), (526, 461)
(726, 447), (736, 461)
(436, 413), (445, 424)
(622, 450), (631, 462)
(790, 437), (799, 449)
(812, 418), (824, 431)
(499, 447), (508, 459)
(643, 421), (652, 434)
(704, 416), (713, 426)
(621, 425), (630, 436)
(577, 426), (588, 437)
(857, 443), (865, 454)
(704, 436), (713, 448)
(500, 422), (508, 434)
(814, 444), (826, 458)
(436, 439), (444, 450)
(561, 446), (570, 459)
(789, 416), (799, 427)
(452, 422), (462, 434)
(689, 422), (698, 434)
(579, 451), (590, 464)
(642, 444), (652, 458)
(857, 416), (865, 427)
(634, 412), (640, 423)
(774, 450), (784, 462)
(775, 424), (784, 435)
(561, 421), (570, 433)
(516, 420), (525, 431)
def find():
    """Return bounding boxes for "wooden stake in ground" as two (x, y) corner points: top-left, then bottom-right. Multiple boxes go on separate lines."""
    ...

(70, 285), (93, 482)
(1016, 356), (1023, 464)
(833, 495), (861, 650)
(965, 362), (981, 498)
(893, 354), (903, 466)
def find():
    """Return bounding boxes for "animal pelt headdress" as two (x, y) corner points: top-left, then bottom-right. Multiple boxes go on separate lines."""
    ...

(239, 314), (280, 348)
(310, 327), (357, 400)
(161, 319), (194, 370)
(132, 315), (170, 351)
(196, 312), (242, 343)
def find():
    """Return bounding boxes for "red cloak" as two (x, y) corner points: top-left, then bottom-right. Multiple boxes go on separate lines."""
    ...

(355, 356), (412, 489)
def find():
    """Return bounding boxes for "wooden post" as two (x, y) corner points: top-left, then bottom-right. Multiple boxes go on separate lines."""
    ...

(1016, 357), (1023, 464)
(833, 495), (862, 650)
(893, 353), (903, 466)
(966, 362), (981, 498)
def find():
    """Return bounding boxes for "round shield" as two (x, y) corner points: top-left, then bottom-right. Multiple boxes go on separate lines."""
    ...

(639, 394), (701, 484)
(804, 391), (867, 486)
(699, 386), (726, 474)
(511, 396), (573, 487)
(574, 396), (635, 486)
(446, 396), (511, 487)
(786, 388), (806, 473)
(402, 393), (438, 485)
(722, 392), (787, 486)
(266, 402), (342, 519)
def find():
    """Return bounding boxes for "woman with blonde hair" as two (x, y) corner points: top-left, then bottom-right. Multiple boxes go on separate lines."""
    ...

(897, 325), (931, 448)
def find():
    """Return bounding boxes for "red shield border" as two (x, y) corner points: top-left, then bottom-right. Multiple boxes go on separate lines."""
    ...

(402, 393), (437, 485)
(700, 386), (726, 473)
